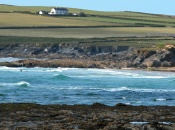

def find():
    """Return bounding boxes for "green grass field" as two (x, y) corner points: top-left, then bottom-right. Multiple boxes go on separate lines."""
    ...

(0, 27), (174, 38)
(0, 4), (160, 16)
(1, 35), (175, 48)
(66, 16), (175, 27)
(0, 4), (175, 48)
(0, 4), (175, 27)
(0, 13), (118, 27)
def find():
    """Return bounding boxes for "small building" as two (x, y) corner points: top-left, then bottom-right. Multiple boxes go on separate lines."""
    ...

(48, 7), (68, 15)
(39, 10), (48, 15)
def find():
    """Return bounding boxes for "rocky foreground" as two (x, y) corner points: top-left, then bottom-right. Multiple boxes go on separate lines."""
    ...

(0, 103), (175, 130)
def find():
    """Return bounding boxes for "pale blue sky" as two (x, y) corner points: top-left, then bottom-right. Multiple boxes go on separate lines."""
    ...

(0, 0), (175, 15)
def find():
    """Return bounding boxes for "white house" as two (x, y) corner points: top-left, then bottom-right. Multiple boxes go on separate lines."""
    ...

(48, 7), (68, 15)
(39, 11), (47, 15)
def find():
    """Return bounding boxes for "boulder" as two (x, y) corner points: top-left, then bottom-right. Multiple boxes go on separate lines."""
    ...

(144, 50), (156, 58)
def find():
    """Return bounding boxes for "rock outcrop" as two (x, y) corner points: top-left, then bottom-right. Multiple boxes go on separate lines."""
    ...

(0, 43), (175, 69)
(0, 103), (175, 130)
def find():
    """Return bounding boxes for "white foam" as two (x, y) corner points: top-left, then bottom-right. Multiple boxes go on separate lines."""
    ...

(59, 67), (74, 71)
(0, 66), (21, 71)
(130, 122), (149, 125)
(130, 122), (173, 125)
(0, 81), (30, 87)
(47, 68), (62, 72)
(16, 81), (30, 86)
(134, 76), (166, 79)
(159, 122), (173, 125)
(0, 66), (73, 73)
(0, 67), (174, 79)
(53, 74), (59, 76)
(104, 87), (175, 93)
(122, 97), (127, 99)
(103, 87), (130, 92)
(86, 69), (170, 79)
(125, 102), (131, 105)
(156, 98), (167, 101)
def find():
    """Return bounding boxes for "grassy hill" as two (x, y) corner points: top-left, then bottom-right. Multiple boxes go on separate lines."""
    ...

(0, 4), (175, 28)
(0, 13), (118, 27)
(0, 4), (175, 48)
(0, 4), (159, 16)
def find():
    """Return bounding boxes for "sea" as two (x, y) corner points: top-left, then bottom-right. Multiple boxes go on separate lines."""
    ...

(0, 58), (175, 106)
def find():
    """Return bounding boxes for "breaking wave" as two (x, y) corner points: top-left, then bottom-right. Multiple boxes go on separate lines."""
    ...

(154, 98), (174, 101)
(53, 74), (71, 80)
(0, 66), (21, 71)
(16, 81), (30, 87)
(103, 87), (175, 93)
(0, 81), (30, 87)
(44, 86), (175, 93)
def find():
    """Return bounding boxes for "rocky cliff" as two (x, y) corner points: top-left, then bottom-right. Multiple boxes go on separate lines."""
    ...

(0, 43), (133, 57)
(0, 43), (175, 69)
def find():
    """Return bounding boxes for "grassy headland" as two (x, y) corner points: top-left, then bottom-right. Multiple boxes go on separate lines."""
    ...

(1, 4), (175, 28)
(0, 4), (175, 48)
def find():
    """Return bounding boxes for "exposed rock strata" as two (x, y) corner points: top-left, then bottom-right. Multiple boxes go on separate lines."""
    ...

(0, 44), (175, 69)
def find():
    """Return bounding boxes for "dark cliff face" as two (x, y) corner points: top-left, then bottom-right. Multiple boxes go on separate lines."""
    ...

(0, 43), (175, 68)
(0, 44), (132, 56)
(130, 49), (175, 68)
(87, 46), (132, 55)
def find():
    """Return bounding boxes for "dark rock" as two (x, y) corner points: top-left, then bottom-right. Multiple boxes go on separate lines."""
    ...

(115, 103), (128, 106)
(143, 60), (161, 67)
(92, 103), (107, 108)
(0, 103), (175, 129)
(78, 48), (84, 53)
(0, 48), (4, 51)
(168, 47), (175, 54)
(90, 46), (98, 55)
(1, 42), (175, 69)
(159, 51), (174, 62)
(31, 48), (44, 55)
(132, 56), (144, 67)
(97, 46), (113, 53)
(48, 44), (59, 53)
(144, 50), (156, 58)
(162, 61), (172, 67)
(115, 46), (131, 52)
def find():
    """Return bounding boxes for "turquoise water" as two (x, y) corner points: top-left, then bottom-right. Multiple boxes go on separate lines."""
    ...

(0, 65), (175, 106)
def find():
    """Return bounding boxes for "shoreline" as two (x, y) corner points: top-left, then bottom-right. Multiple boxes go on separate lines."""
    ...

(1, 58), (175, 72)
(0, 103), (175, 129)
(1, 41), (175, 71)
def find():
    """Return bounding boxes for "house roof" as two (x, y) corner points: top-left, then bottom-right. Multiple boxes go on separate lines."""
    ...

(53, 7), (68, 11)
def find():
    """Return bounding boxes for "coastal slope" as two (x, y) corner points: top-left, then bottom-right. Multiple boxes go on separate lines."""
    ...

(0, 41), (175, 70)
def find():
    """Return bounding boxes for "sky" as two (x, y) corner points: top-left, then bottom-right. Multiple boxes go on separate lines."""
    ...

(0, 0), (175, 15)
